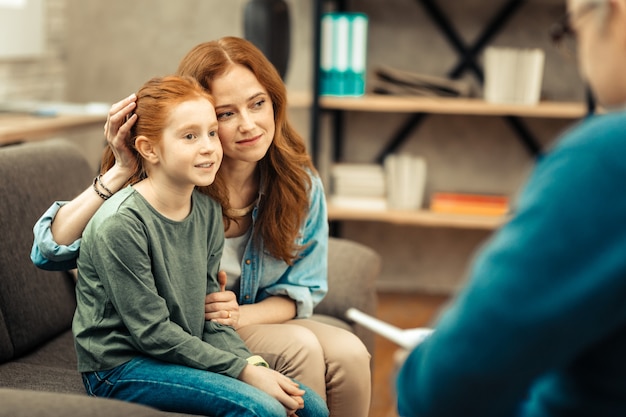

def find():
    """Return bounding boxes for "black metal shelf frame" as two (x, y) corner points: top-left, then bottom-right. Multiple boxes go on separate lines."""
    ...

(309, 0), (551, 167)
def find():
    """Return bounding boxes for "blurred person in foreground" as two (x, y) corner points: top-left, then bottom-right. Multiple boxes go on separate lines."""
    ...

(396, 0), (626, 416)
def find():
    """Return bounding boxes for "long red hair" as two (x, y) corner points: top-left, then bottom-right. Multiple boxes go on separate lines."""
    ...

(177, 36), (316, 264)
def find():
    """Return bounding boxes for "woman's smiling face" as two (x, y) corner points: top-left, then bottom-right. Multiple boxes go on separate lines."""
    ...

(210, 64), (276, 166)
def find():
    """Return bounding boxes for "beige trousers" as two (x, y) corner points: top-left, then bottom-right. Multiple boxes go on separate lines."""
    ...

(237, 318), (372, 417)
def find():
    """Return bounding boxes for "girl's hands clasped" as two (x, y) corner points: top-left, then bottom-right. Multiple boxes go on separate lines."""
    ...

(238, 364), (305, 416)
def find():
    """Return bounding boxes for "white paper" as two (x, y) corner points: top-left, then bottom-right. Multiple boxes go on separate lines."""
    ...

(346, 308), (433, 350)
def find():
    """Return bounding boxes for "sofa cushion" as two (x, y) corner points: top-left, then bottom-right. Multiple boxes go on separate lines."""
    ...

(0, 388), (182, 417)
(0, 330), (82, 394)
(0, 312), (12, 364)
(14, 330), (77, 370)
(316, 237), (381, 355)
(0, 140), (93, 362)
(0, 362), (84, 394)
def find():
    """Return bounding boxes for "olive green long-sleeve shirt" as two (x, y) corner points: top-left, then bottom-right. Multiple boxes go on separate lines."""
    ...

(73, 187), (250, 377)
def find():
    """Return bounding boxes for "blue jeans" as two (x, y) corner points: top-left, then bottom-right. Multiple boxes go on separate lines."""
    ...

(82, 356), (329, 417)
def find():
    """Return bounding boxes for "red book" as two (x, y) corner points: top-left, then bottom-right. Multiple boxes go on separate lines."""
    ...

(430, 192), (509, 216)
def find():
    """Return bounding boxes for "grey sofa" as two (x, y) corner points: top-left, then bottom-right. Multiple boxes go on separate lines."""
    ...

(0, 139), (381, 416)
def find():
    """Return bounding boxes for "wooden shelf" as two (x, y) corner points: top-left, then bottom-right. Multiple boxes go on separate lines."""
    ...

(288, 92), (587, 119)
(0, 113), (106, 145)
(318, 95), (587, 119)
(327, 203), (507, 230)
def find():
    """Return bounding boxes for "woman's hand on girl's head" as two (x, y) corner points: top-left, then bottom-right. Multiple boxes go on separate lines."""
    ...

(104, 93), (139, 175)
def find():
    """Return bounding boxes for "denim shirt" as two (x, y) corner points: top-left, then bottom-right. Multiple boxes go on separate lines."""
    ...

(31, 201), (83, 271)
(238, 173), (328, 318)
(31, 172), (329, 318)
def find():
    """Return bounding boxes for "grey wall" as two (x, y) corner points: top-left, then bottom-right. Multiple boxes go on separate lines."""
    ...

(64, 0), (314, 101)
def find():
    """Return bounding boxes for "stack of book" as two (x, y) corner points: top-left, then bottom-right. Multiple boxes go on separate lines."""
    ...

(320, 12), (368, 96)
(372, 66), (473, 98)
(329, 163), (386, 210)
(430, 192), (510, 216)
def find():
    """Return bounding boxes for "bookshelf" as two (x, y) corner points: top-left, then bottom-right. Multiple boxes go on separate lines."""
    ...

(0, 113), (106, 146)
(327, 204), (507, 230)
(317, 95), (586, 118)
(293, 91), (587, 118)
(308, 0), (588, 230)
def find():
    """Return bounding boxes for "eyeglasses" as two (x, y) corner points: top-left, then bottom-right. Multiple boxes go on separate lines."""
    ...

(550, 2), (602, 55)
(550, 14), (574, 48)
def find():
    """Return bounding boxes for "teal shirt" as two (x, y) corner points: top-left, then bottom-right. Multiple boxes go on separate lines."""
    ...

(397, 110), (626, 417)
(73, 187), (250, 378)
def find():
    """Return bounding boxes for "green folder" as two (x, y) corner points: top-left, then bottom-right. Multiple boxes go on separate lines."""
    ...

(320, 12), (368, 96)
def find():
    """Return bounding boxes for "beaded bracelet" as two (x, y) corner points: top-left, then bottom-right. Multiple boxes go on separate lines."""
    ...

(92, 175), (111, 200)
(96, 174), (114, 196)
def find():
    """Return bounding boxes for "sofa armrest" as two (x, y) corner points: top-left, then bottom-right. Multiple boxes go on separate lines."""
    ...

(314, 237), (381, 354)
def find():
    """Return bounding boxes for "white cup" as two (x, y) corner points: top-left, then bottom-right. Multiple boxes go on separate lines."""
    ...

(384, 154), (427, 210)
(484, 47), (545, 105)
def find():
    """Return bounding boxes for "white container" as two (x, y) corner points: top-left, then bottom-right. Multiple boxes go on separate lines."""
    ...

(484, 47), (545, 105)
(384, 154), (427, 210)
